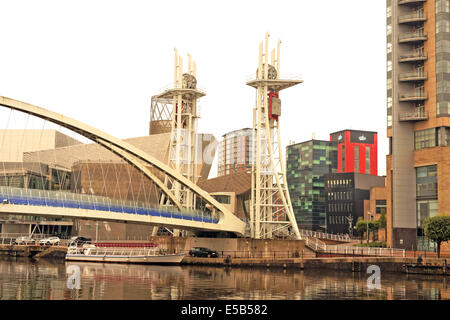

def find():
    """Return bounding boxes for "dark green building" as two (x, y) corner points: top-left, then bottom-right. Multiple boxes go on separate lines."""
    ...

(287, 140), (337, 231)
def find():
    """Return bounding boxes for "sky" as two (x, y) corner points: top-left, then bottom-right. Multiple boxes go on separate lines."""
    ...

(0, 0), (387, 177)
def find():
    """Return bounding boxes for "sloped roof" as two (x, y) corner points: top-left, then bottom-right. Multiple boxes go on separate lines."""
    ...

(197, 171), (251, 195)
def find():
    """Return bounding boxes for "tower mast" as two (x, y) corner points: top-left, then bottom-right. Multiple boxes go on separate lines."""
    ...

(155, 49), (205, 214)
(247, 33), (303, 239)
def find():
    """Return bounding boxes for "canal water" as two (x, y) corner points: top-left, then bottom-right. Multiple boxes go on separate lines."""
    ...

(0, 256), (447, 300)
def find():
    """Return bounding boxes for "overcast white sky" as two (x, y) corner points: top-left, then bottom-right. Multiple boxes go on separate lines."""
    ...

(0, 0), (387, 177)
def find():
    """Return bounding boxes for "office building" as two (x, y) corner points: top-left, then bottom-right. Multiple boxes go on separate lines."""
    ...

(324, 173), (385, 236)
(330, 129), (378, 176)
(217, 128), (253, 177)
(286, 140), (338, 231)
(386, 0), (450, 250)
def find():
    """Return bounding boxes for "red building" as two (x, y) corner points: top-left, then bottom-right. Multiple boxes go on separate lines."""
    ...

(330, 130), (377, 176)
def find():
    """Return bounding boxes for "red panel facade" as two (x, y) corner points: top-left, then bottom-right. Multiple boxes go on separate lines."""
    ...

(331, 130), (378, 176)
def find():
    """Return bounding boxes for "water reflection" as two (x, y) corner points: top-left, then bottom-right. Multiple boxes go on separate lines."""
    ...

(0, 257), (447, 300)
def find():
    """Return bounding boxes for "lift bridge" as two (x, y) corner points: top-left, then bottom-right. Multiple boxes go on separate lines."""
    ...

(0, 36), (306, 239)
(0, 96), (246, 236)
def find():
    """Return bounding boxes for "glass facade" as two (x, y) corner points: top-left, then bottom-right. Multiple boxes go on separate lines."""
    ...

(0, 164), (70, 191)
(287, 140), (337, 231)
(416, 165), (438, 251)
(436, 0), (450, 116)
(386, 0), (393, 128)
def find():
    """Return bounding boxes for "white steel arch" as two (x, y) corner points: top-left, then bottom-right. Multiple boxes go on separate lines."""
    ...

(0, 96), (246, 235)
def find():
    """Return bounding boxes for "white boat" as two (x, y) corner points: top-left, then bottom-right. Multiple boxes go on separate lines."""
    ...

(65, 245), (185, 264)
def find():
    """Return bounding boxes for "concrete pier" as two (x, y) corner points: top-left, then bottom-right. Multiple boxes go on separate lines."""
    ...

(0, 244), (66, 258)
(182, 256), (450, 275)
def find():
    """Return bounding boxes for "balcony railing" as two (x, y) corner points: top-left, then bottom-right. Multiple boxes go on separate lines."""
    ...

(399, 53), (427, 63)
(399, 32), (427, 43)
(399, 0), (426, 5)
(399, 12), (427, 24)
(399, 111), (428, 121)
(399, 92), (428, 101)
(399, 71), (427, 81)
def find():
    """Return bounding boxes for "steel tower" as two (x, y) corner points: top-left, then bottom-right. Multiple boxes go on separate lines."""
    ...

(246, 33), (303, 239)
(155, 49), (205, 212)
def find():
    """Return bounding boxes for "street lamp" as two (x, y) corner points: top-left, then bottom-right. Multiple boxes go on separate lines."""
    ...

(367, 212), (373, 244)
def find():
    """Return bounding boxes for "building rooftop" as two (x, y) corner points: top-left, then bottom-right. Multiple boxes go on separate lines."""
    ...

(197, 171), (251, 195)
(287, 139), (337, 147)
(329, 129), (378, 135)
(221, 128), (252, 138)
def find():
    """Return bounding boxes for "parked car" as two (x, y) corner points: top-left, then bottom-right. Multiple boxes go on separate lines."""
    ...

(189, 247), (218, 258)
(67, 236), (92, 247)
(14, 236), (36, 245)
(39, 236), (61, 246)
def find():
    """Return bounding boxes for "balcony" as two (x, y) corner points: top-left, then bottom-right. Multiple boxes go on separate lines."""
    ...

(399, 32), (427, 43)
(399, 53), (427, 63)
(399, 71), (427, 82)
(399, 111), (428, 122)
(398, 0), (426, 5)
(399, 12), (427, 24)
(399, 93), (427, 102)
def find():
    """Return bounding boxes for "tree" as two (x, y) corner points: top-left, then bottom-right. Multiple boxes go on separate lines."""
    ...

(369, 220), (379, 242)
(423, 215), (450, 258)
(355, 217), (367, 244)
(378, 210), (387, 242)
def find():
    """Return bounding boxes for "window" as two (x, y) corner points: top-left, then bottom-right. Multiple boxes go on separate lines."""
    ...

(341, 145), (345, 172)
(416, 165), (437, 200)
(354, 145), (359, 173)
(365, 147), (371, 174)
(387, 77), (392, 90)
(212, 195), (231, 204)
(376, 200), (387, 214)
(415, 128), (438, 149)
(417, 200), (438, 228)
(436, 0), (449, 13)
(447, 128), (450, 146)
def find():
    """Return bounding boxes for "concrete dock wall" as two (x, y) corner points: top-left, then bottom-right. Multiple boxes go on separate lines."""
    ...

(148, 236), (313, 258)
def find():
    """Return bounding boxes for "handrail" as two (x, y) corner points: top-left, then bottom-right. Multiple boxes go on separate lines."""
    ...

(399, 12), (426, 21)
(245, 72), (303, 83)
(399, 0), (426, 4)
(399, 53), (427, 60)
(154, 83), (207, 96)
(0, 185), (218, 224)
(399, 71), (427, 79)
(399, 32), (427, 41)
(305, 238), (406, 257)
(399, 92), (427, 100)
(399, 111), (428, 120)
(299, 229), (351, 242)
(67, 246), (166, 256)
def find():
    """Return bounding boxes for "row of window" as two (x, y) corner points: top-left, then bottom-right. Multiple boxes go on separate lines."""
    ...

(414, 127), (450, 149)
(327, 191), (352, 201)
(328, 202), (353, 213)
(326, 179), (352, 188)
(328, 215), (349, 225)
